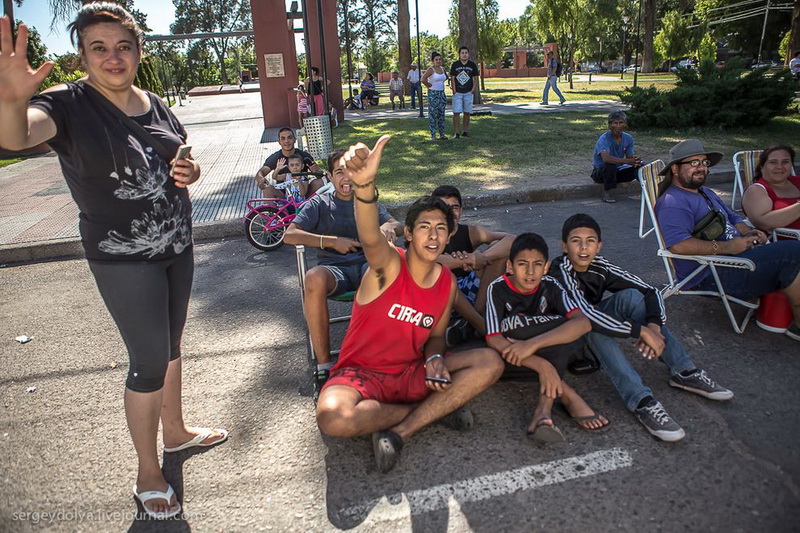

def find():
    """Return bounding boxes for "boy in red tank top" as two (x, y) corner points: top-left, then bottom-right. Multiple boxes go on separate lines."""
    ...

(316, 136), (504, 473)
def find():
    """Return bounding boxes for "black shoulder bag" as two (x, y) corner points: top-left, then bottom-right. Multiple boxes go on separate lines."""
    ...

(692, 188), (727, 241)
(82, 83), (175, 163)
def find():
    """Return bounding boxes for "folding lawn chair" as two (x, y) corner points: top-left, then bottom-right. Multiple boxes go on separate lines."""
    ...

(640, 169), (759, 334)
(731, 150), (800, 241)
(637, 159), (665, 239)
(294, 245), (354, 367)
(730, 150), (760, 211)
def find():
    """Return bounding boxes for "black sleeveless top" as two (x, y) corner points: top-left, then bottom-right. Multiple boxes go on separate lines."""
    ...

(311, 79), (324, 95)
(443, 224), (474, 278)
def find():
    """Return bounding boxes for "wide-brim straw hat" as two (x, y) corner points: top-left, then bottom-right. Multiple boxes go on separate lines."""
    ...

(659, 139), (724, 175)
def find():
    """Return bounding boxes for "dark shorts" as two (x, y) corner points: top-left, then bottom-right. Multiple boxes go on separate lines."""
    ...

(320, 263), (369, 297)
(696, 241), (800, 300)
(457, 271), (480, 305)
(322, 359), (431, 404)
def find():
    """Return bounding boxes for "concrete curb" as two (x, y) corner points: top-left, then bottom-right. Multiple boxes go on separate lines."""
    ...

(0, 169), (735, 265)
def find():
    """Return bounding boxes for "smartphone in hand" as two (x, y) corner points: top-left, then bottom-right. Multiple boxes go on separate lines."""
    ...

(425, 376), (452, 385)
(170, 144), (192, 175)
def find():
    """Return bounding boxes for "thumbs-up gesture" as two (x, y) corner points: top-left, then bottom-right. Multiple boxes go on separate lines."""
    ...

(341, 135), (390, 189)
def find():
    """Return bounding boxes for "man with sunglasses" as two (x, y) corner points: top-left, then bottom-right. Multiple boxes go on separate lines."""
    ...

(655, 139), (800, 341)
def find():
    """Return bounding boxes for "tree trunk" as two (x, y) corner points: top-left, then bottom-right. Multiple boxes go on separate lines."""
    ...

(397, 0), (411, 92)
(789, 0), (800, 65)
(458, 0), (480, 103)
(642, 0), (656, 73)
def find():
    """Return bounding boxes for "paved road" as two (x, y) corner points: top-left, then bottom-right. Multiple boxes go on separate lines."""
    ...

(1, 194), (798, 532)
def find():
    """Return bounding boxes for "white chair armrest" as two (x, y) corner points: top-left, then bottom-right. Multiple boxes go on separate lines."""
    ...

(657, 250), (756, 270)
(774, 227), (800, 240)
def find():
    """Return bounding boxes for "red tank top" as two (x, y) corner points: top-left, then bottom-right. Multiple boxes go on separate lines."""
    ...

(754, 175), (800, 230)
(335, 248), (453, 373)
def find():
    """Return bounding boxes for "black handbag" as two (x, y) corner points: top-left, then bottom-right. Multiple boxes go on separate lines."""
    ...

(692, 189), (727, 241)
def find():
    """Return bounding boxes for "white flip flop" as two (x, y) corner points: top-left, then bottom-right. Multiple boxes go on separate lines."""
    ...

(163, 428), (229, 453)
(133, 483), (181, 519)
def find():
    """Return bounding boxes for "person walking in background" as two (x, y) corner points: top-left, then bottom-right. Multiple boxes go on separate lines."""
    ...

(407, 61), (422, 109)
(540, 51), (566, 106)
(0, 4), (226, 520)
(422, 52), (448, 141)
(306, 66), (330, 116)
(449, 46), (479, 138)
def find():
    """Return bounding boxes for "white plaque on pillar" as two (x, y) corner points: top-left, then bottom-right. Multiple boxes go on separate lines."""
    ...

(265, 53), (285, 78)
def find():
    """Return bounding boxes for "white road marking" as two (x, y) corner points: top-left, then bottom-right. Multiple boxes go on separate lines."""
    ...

(338, 448), (633, 521)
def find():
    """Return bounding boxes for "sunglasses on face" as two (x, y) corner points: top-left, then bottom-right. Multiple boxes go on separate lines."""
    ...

(679, 159), (711, 168)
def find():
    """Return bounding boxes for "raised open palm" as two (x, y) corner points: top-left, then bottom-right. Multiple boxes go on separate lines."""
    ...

(0, 17), (54, 103)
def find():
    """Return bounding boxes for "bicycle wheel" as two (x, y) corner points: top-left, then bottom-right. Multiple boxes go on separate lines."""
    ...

(245, 205), (286, 251)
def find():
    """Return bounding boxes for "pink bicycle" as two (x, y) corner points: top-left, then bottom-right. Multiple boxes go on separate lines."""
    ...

(244, 172), (330, 251)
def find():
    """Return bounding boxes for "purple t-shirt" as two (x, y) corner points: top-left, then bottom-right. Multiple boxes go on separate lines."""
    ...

(655, 185), (743, 283)
(593, 131), (634, 168)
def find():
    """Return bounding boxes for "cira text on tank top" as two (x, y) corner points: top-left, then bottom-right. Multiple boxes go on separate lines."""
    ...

(388, 304), (435, 329)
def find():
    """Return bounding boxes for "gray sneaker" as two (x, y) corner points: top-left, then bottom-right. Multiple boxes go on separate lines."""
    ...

(669, 369), (734, 401)
(635, 399), (685, 442)
(439, 407), (474, 431)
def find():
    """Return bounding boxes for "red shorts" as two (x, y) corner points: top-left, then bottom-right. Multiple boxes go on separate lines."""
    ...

(322, 360), (431, 404)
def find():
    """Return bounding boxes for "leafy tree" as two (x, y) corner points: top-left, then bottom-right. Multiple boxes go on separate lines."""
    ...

(696, 32), (716, 63)
(16, 21), (47, 67)
(363, 37), (390, 75)
(411, 31), (453, 69)
(171, 0), (250, 84)
(654, 10), (691, 69)
(529, 0), (592, 88)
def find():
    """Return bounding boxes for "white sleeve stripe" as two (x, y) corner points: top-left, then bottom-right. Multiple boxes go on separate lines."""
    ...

(558, 264), (633, 334)
(598, 256), (667, 321)
(485, 280), (500, 334)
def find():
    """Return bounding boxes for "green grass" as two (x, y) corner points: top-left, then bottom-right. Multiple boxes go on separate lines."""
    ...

(341, 74), (679, 109)
(333, 111), (800, 204)
(0, 157), (23, 169)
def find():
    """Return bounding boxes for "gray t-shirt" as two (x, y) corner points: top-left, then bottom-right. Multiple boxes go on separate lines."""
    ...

(293, 192), (393, 266)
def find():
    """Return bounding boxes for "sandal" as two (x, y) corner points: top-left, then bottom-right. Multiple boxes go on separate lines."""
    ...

(163, 428), (229, 453)
(553, 401), (611, 433)
(526, 416), (565, 443)
(133, 483), (181, 520)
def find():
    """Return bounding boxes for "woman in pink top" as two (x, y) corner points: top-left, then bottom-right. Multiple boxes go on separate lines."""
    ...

(743, 145), (800, 232)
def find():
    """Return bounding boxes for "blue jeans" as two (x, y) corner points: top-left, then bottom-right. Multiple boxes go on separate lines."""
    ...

(541, 75), (565, 104)
(586, 289), (694, 411)
(409, 82), (422, 107)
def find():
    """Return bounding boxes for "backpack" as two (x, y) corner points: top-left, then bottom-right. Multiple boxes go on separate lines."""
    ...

(555, 61), (563, 77)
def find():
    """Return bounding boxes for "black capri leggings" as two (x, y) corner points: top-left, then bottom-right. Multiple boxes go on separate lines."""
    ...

(88, 249), (194, 393)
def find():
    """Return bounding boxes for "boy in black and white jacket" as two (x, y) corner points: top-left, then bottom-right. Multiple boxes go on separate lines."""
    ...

(550, 214), (734, 442)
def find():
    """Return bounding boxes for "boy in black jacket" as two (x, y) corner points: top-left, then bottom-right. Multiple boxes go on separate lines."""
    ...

(486, 233), (609, 443)
(550, 214), (733, 442)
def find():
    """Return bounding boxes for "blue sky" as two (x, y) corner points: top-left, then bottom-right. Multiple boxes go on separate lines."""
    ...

(16, 0), (531, 56)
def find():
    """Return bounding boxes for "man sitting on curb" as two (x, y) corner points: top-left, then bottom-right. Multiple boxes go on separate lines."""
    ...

(590, 111), (642, 204)
(285, 149), (403, 394)
(550, 213), (733, 442)
(655, 139), (800, 342)
(315, 136), (504, 473)
(255, 127), (324, 199)
(432, 185), (515, 346)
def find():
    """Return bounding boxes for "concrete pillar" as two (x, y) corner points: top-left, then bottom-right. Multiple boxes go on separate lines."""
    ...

(251, 0), (300, 130)
(304, 0), (344, 121)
